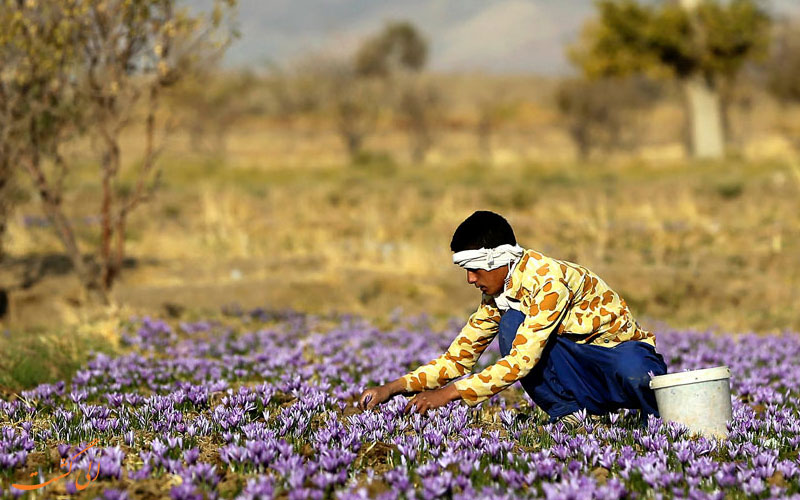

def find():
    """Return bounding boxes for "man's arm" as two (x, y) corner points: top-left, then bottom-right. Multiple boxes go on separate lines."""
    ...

(399, 298), (501, 392)
(453, 278), (573, 406)
(358, 299), (499, 411)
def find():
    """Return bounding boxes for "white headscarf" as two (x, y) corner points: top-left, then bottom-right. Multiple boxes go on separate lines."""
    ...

(452, 244), (524, 312)
(452, 244), (524, 271)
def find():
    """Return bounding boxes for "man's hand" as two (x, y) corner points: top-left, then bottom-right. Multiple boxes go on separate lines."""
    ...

(404, 384), (461, 416)
(358, 379), (406, 411)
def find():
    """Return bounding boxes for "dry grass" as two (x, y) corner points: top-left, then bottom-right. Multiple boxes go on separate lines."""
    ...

(5, 141), (799, 334)
(3, 74), (800, 335)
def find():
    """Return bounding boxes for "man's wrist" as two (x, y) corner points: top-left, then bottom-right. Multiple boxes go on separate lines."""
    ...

(388, 378), (407, 395)
(444, 383), (462, 402)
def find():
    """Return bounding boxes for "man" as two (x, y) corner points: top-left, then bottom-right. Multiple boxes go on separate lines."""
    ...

(358, 210), (668, 424)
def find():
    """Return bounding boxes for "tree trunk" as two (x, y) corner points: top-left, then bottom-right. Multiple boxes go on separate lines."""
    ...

(344, 132), (363, 161)
(410, 128), (431, 164)
(477, 115), (492, 164)
(679, 0), (724, 159)
(682, 75), (725, 159)
(569, 123), (591, 161)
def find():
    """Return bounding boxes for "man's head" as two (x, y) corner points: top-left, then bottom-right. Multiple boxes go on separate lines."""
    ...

(450, 211), (518, 296)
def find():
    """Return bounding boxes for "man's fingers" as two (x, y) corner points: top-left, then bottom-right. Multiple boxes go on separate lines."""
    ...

(358, 392), (373, 410)
(405, 398), (431, 415)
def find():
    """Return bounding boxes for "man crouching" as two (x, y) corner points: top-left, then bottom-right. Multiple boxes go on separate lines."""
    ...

(358, 210), (668, 425)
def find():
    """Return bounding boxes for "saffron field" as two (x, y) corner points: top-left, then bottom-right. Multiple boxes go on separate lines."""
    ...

(1, 309), (799, 499)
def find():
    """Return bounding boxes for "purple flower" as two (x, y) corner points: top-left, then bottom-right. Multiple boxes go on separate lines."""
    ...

(128, 463), (152, 480)
(5, 310), (800, 499)
(100, 489), (129, 500)
(422, 471), (452, 497)
(170, 483), (203, 500)
(181, 462), (219, 487)
(288, 488), (323, 500)
(183, 448), (200, 465)
(65, 481), (78, 495)
(239, 476), (274, 499)
(741, 477), (766, 496)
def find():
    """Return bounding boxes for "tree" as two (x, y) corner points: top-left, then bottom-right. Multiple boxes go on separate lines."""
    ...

(171, 68), (260, 154)
(556, 76), (660, 159)
(302, 54), (382, 162)
(265, 52), (383, 163)
(570, 0), (770, 159)
(765, 19), (800, 152)
(261, 60), (329, 153)
(472, 87), (518, 164)
(355, 21), (427, 78)
(392, 73), (442, 164)
(356, 21), (438, 164)
(1, 0), (88, 281)
(1, 0), (237, 303)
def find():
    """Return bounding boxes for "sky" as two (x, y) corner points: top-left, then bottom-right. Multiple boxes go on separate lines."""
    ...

(218, 0), (800, 75)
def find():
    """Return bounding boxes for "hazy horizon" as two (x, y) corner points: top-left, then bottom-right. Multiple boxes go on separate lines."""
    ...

(219, 0), (800, 75)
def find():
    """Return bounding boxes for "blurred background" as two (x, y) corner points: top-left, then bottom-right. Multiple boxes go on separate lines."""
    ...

(2, 0), (800, 375)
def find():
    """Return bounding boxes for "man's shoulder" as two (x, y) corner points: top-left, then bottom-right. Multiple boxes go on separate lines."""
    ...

(506, 249), (551, 300)
(515, 248), (560, 277)
(521, 248), (547, 260)
(516, 248), (545, 271)
(511, 249), (591, 297)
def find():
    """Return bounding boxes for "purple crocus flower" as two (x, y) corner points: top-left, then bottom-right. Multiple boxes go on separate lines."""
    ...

(170, 483), (203, 500)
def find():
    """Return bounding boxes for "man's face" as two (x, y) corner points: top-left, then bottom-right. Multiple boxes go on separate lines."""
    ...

(465, 267), (508, 296)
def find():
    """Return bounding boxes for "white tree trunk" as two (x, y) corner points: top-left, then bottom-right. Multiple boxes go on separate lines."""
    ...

(683, 75), (725, 159)
(680, 0), (725, 159)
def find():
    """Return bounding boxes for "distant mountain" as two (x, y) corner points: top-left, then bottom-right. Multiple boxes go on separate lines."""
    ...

(219, 0), (800, 75)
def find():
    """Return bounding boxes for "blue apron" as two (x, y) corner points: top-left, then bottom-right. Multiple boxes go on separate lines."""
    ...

(498, 309), (667, 422)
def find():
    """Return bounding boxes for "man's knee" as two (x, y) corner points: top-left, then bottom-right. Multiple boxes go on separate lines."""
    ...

(616, 348), (665, 390)
(618, 358), (648, 379)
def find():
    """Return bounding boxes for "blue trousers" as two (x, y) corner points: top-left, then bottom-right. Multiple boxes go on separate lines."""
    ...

(498, 309), (667, 422)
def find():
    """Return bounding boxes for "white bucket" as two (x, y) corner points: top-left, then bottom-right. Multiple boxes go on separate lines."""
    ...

(649, 366), (732, 439)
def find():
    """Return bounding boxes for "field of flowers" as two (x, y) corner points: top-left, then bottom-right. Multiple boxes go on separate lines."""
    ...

(0, 308), (799, 499)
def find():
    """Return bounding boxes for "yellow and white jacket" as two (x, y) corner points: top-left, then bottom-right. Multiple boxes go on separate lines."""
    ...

(399, 248), (656, 406)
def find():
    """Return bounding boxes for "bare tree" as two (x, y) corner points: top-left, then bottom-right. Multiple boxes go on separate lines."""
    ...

(1, 0), (86, 279)
(295, 54), (380, 162)
(394, 75), (441, 164)
(1, 0), (237, 303)
(356, 21), (439, 164)
(472, 85), (518, 164)
(171, 68), (260, 154)
(556, 76), (660, 159)
(262, 60), (327, 152)
(331, 70), (381, 160)
(765, 18), (800, 152)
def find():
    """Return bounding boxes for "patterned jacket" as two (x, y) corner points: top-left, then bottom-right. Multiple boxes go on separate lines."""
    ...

(399, 248), (656, 406)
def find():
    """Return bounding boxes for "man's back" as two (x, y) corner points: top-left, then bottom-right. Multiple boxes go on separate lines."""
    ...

(502, 249), (655, 347)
